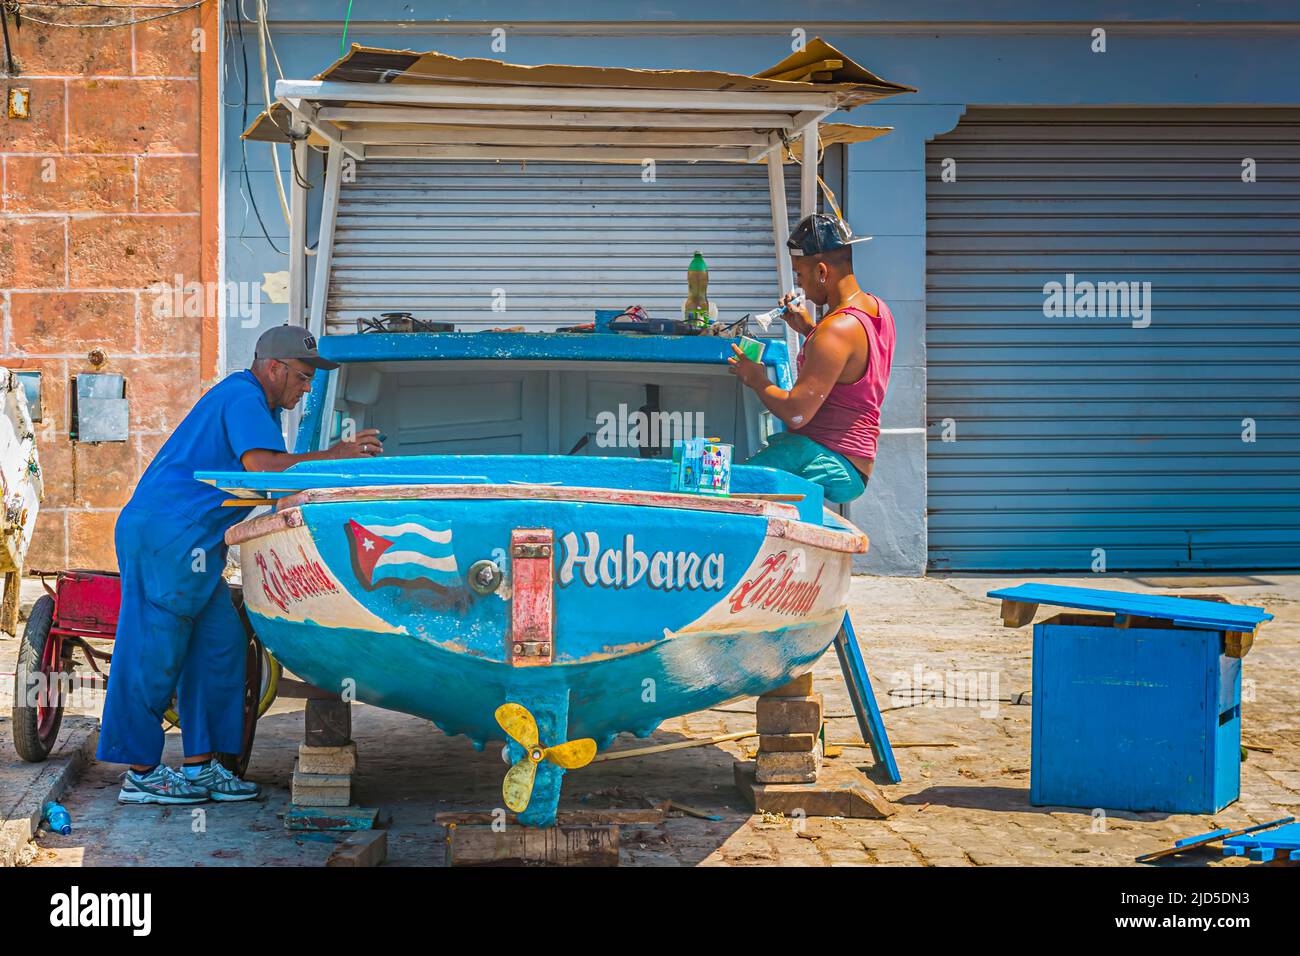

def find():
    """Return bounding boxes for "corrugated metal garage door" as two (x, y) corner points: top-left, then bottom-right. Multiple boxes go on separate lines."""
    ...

(926, 108), (1300, 571)
(325, 160), (799, 334)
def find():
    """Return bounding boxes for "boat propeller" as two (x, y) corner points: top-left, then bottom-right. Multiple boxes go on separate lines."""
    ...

(494, 702), (597, 813)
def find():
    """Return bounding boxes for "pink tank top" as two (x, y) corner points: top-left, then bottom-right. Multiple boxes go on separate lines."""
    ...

(795, 294), (896, 462)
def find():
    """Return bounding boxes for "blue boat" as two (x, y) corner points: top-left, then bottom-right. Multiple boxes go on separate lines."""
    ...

(224, 41), (904, 825)
(207, 333), (867, 825)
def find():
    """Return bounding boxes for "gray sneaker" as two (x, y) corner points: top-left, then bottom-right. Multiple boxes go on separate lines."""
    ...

(118, 765), (210, 805)
(183, 759), (261, 802)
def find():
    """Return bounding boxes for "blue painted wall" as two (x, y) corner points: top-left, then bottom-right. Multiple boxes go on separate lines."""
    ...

(222, 2), (1300, 574)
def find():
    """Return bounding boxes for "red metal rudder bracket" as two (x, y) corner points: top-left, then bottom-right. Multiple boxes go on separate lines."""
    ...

(509, 528), (554, 666)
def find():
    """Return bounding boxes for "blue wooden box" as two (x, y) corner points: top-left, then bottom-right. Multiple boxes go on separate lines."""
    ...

(1030, 612), (1242, 814)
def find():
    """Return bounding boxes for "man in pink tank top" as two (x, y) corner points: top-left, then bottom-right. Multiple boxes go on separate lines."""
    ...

(728, 213), (895, 504)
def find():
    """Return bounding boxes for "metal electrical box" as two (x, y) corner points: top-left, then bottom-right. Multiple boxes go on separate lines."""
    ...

(14, 371), (42, 422)
(71, 373), (129, 443)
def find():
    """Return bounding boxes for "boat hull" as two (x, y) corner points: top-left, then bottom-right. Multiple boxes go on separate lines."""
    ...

(234, 493), (861, 751)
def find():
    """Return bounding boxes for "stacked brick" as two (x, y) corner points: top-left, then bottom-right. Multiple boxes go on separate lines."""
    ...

(1, 5), (219, 568)
(754, 672), (823, 783)
(292, 699), (357, 807)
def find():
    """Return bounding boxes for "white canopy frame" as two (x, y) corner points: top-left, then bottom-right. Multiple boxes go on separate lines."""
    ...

(269, 76), (888, 403)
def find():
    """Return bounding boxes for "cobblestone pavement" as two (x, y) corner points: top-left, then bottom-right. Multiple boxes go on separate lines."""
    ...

(7, 573), (1298, 867)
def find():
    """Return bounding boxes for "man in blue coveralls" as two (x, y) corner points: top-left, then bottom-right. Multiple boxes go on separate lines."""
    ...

(97, 325), (383, 804)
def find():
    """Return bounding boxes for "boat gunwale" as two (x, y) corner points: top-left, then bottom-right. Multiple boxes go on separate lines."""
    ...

(224, 484), (869, 554)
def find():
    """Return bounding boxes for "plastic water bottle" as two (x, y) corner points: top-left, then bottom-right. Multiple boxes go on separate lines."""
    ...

(44, 802), (72, 835)
(683, 251), (711, 331)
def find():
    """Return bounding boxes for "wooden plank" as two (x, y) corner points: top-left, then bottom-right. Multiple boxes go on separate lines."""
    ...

(1000, 599), (1039, 628)
(326, 830), (388, 867)
(591, 730), (756, 763)
(316, 105), (802, 130)
(1135, 816), (1293, 863)
(834, 614), (901, 784)
(445, 823), (619, 867)
(277, 482), (800, 521)
(1225, 630), (1255, 658)
(734, 760), (894, 819)
(766, 59), (844, 82)
(284, 805), (379, 831)
(436, 807), (665, 827)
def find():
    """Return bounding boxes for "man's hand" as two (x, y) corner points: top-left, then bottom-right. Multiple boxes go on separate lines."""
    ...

(779, 292), (815, 337)
(728, 344), (768, 389)
(329, 428), (384, 459)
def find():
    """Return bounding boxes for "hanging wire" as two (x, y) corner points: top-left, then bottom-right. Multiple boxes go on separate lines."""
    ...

(339, 0), (353, 57)
(231, 6), (285, 256)
(16, 0), (209, 29)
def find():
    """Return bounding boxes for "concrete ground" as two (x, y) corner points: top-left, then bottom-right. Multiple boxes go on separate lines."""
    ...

(2, 573), (1297, 867)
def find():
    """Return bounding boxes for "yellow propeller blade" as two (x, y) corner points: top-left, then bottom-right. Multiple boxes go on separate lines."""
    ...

(502, 756), (538, 813)
(544, 737), (598, 770)
(495, 702), (539, 749)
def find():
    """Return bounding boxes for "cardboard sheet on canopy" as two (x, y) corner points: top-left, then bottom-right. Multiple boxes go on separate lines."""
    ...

(243, 37), (911, 162)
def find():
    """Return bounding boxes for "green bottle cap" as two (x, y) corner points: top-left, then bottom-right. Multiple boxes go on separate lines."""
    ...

(689, 251), (708, 271)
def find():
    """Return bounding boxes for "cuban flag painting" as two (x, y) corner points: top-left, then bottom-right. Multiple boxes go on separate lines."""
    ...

(345, 518), (465, 604)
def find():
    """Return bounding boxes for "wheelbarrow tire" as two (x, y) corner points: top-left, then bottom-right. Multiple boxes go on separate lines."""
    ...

(12, 594), (63, 762)
(218, 585), (262, 778)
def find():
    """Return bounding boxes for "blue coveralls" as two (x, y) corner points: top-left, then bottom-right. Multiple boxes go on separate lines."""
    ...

(96, 370), (287, 767)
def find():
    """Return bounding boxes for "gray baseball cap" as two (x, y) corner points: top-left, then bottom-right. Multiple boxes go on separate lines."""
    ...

(253, 324), (339, 371)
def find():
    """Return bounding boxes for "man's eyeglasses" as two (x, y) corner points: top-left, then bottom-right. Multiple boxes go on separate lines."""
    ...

(275, 360), (314, 386)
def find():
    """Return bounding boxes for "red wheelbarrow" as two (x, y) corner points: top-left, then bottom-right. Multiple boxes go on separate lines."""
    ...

(10, 569), (280, 775)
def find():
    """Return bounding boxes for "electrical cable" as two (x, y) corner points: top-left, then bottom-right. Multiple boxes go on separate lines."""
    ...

(254, 0), (291, 227)
(339, 0), (353, 56)
(232, 7), (285, 256)
(17, 0), (209, 29)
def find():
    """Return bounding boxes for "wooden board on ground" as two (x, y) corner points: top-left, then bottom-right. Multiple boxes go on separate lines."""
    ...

(285, 805), (379, 831)
(734, 760), (895, 819)
(326, 830), (388, 867)
(436, 806), (665, 827)
(445, 823), (620, 867)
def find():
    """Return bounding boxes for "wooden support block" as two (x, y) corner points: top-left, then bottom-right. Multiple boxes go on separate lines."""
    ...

(305, 699), (351, 747)
(759, 732), (819, 753)
(436, 807), (665, 827)
(1225, 630), (1255, 659)
(291, 760), (352, 807)
(734, 760), (894, 819)
(326, 829), (387, 867)
(1000, 599), (1038, 628)
(298, 741), (358, 775)
(763, 672), (813, 698)
(756, 692), (823, 735)
(756, 741), (823, 783)
(445, 824), (619, 867)
(285, 805), (379, 832)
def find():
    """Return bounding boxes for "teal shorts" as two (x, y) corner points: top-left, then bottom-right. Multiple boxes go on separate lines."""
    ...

(744, 431), (867, 504)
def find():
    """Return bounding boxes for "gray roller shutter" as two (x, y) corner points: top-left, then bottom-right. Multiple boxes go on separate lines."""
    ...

(926, 107), (1300, 571)
(326, 160), (799, 334)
